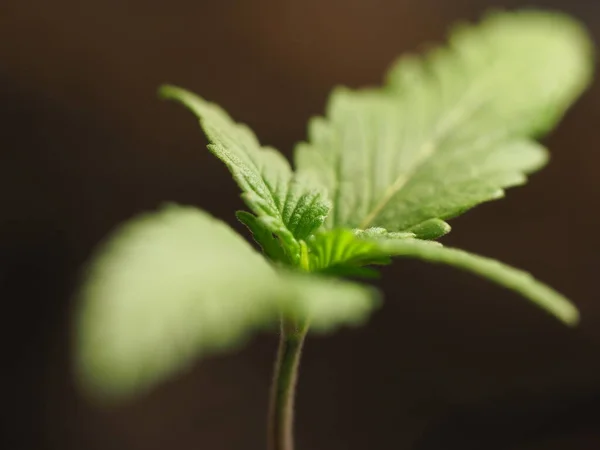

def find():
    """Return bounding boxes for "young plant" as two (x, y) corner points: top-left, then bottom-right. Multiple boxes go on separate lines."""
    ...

(74, 9), (593, 450)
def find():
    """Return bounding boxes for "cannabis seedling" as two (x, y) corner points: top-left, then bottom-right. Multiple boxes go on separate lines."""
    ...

(75, 10), (593, 450)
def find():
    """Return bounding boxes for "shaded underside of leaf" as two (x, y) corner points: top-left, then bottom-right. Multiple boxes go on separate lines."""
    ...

(236, 210), (287, 262)
(307, 228), (416, 274)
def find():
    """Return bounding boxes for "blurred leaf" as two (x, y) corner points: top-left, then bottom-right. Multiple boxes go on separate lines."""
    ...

(76, 204), (377, 402)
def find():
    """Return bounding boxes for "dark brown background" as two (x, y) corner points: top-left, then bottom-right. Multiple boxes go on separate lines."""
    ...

(2, 0), (600, 449)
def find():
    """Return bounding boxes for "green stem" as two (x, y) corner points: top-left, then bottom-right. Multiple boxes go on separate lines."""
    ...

(267, 319), (308, 450)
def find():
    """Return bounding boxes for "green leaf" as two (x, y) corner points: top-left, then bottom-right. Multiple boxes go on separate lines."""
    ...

(295, 10), (592, 232)
(281, 272), (381, 333)
(235, 210), (287, 262)
(306, 229), (578, 325)
(75, 204), (377, 402)
(160, 85), (331, 263)
(307, 228), (416, 274)
(407, 218), (451, 240)
(374, 238), (579, 326)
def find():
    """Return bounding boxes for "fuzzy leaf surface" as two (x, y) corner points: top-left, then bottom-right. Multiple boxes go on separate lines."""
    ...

(160, 85), (331, 262)
(295, 10), (592, 231)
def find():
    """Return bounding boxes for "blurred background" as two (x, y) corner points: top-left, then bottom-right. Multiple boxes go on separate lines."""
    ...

(2, 0), (600, 449)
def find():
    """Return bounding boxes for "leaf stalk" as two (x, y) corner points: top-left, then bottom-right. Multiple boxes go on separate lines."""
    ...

(267, 319), (308, 450)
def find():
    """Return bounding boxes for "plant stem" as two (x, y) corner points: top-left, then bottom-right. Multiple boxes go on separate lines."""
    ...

(267, 319), (308, 450)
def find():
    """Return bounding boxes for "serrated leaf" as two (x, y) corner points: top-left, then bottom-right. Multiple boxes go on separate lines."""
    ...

(75, 204), (377, 402)
(295, 10), (592, 232)
(160, 85), (331, 263)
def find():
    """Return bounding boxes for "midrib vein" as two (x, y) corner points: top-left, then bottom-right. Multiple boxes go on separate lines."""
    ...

(358, 82), (488, 230)
(359, 141), (435, 229)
